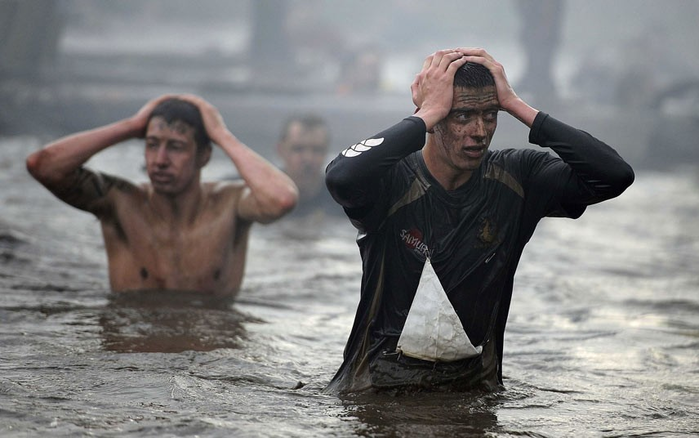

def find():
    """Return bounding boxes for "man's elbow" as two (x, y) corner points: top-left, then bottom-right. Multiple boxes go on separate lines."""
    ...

(259, 186), (299, 224)
(277, 186), (299, 216)
(592, 162), (635, 200)
(26, 149), (53, 184)
(325, 165), (355, 207)
(609, 162), (635, 198)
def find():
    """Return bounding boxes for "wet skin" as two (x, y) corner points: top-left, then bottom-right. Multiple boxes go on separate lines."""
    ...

(26, 93), (298, 298)
(428, 85), (499, 190)
(94, 117), (250, 296)
(145, 117), (208, 197)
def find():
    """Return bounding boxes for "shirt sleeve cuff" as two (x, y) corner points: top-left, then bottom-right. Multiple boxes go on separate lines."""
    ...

(405, 115), (427, 133)
(528, 111), (550, 146)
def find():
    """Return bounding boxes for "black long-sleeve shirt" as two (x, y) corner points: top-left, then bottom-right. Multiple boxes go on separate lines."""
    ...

(325, 112), (634, 393)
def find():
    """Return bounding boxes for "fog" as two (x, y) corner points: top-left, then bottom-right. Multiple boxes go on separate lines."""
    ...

(1, 5), (699, 436)
(2, 0), (699, 168)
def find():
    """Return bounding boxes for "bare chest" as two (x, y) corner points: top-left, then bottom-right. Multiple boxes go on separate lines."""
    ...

(102, 205), (250, 295)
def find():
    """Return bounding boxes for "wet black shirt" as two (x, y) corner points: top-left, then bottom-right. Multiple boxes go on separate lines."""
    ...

(325, 112), (634, 392)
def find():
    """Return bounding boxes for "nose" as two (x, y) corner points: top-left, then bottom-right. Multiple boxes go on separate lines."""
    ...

(470, 117), (487, 143)
(154, 145), (169, 166)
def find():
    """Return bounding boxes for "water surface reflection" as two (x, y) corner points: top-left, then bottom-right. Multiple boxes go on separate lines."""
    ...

(99, 291), (255, 353)
(1, 136), (698, 436)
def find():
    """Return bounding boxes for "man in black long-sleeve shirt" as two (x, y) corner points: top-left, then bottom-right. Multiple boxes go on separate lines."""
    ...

(325, 48), (634, 393)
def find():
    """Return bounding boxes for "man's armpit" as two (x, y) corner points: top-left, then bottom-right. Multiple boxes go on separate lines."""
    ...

(52, 167), (133, 215)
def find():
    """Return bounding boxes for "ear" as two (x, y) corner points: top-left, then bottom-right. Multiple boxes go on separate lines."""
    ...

(197, 145), (212, 168)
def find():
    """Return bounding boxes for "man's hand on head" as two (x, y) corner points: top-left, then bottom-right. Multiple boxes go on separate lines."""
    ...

(411, 49), (469, 131)
(177, 94), (231, 146)
(455, 47), (537, 127)
(130, 94), (177, 138)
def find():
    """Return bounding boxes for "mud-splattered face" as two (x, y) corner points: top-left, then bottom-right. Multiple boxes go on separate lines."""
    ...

(432, 85), (499, 175)
(144, 117), (208, 196)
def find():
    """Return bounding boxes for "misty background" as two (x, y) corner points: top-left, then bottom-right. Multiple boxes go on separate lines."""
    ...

(1, 3), (699, 436)
(1, 0), (699, 169)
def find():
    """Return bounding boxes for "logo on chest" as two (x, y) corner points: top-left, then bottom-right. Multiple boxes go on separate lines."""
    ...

(400, 228), (429, 257)
(477, 216), (501, 248)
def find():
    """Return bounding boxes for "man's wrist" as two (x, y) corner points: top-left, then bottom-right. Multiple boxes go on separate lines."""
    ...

(123, 116), (147, 139)
(210, 129), (241, 151)
(503, 98), (538, 128)
(413, 107), (446, 132)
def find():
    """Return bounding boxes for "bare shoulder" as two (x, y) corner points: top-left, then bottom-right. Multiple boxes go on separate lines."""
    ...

(204, 180), (247, 202)
(203, 181), (256, 225)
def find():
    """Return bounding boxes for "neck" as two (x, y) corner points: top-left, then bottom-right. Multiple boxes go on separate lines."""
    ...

(422, 141), (474, 191)
(149, 182), (204, 226)
(292, 174), (323, 201)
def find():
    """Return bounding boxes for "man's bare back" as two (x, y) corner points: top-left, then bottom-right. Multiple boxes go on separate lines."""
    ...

(26, 95), (298, 297)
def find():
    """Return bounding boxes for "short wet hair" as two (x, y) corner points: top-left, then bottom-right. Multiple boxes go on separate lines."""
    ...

(454, 62), (495, 89)
(148, 98), (211, 152)
(279, 114), (330, 144)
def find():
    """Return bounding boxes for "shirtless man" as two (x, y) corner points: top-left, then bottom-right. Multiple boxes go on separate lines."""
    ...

(26, 95), (298, 297)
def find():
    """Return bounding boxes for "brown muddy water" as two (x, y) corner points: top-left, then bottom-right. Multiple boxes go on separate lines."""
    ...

(1, 136), (698, 437)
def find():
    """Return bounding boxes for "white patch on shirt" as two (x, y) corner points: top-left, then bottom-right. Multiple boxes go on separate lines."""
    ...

(341, 137), (384, 158)
(397, 257), (483, 362)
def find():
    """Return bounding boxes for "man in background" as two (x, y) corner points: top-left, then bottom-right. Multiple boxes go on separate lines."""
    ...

(277, 114), (343, 219)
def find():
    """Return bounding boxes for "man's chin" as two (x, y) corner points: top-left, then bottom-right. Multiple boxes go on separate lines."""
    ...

(457, 156), (485, 171)
(151, 182), (178, 196)
(293, 174), (321, 188)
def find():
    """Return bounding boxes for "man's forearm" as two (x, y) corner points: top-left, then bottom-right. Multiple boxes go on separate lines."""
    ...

(326, 116), (427, 209)
(502, 97), (538, 128)
(26, 118), (139, 187)
(530, 112), (635, 200)
(217, 131), (298, 222)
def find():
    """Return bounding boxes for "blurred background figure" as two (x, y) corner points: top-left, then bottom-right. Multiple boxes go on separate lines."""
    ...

(277, 114), (343, 219)
(515, 0), (565, 105)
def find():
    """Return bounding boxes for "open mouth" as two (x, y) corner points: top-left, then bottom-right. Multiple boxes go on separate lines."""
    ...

(462, 146), (485, 159)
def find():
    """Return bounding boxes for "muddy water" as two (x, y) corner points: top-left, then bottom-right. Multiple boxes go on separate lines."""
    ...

(1, 136), (697, 437)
